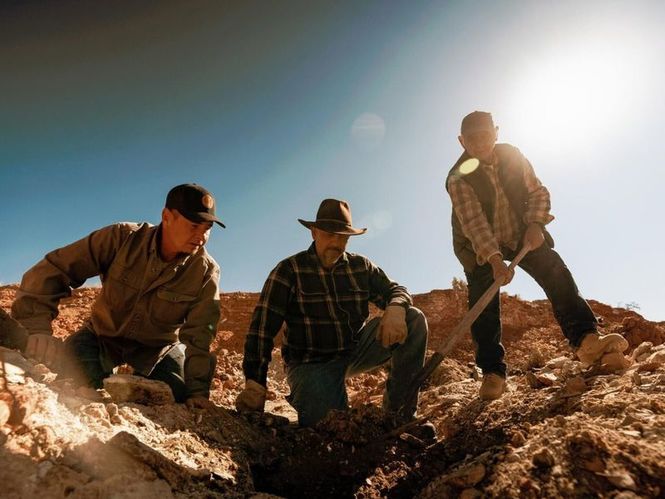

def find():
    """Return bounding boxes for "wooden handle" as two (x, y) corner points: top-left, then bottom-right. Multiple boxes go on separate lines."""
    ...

(398, 244), (531, 417)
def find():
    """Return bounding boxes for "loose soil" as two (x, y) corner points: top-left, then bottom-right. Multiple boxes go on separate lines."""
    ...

(1, 285), (664, 498)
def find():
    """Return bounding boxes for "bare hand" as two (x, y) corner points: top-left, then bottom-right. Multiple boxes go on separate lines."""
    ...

(523, 223), (544, 252)
(488, 255), (514, 286)
(25, 334), (62, 368)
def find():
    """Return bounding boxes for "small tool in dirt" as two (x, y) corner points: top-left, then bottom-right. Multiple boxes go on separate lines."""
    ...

(399, 243), (532, 416)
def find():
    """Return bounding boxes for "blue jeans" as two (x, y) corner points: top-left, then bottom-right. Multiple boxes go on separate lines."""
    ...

(466, 243), (598, 377)
(286, 306), (428, 427)
(63, 328), (188, 402)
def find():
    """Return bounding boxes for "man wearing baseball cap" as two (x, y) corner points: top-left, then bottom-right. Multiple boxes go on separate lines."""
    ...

(446, 111), (628, 401)
(236, 198), (429, 429)
(4, 184), (224, 409)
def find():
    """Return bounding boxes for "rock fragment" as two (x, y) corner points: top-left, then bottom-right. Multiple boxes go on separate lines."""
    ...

(532, 448), (555, 468)
(103, 374), (175, 405)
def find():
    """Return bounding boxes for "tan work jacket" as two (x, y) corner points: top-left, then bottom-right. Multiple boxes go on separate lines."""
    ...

(12, 222), (221, 397)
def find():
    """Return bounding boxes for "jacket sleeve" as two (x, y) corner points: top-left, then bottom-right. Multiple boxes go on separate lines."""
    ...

(521, 156), (555, 226)
(11, 224), (132, 335)
(447, 175), (502, 265)
(366, 258), (412, 310)
(178, 264), (221, 399)
(242, 261), (292, 386)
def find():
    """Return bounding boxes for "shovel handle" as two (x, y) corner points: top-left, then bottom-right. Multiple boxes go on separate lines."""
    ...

(399, 244), (531, 416)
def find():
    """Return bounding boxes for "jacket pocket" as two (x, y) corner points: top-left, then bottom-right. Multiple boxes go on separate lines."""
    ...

(103, 265), (140, 316)
(150, 288), (198, 326)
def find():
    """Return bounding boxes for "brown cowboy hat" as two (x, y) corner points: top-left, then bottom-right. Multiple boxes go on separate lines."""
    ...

(298, 198), (367, 235)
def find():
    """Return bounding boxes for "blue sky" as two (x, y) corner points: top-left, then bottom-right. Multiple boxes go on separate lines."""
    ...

(1, 0), (664, 321)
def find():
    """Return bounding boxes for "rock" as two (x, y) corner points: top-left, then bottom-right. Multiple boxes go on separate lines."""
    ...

(103, 375), (175, 405)
(604, 469), (637, 490)
(598, 352), (632, 373)
(632, 341), (653, 362)
(446, 463), (486, 488)
(526, 372), (542, 388)
(0, 348), (32, 384)
(399, 432), (426, 448)
(510, 431), (527, 447)
(532, 448), (555, 468)
(644, 350), (665, 366)
(6, 386), (38, 425)
(108, 431), (192, 488)
(546, 356), (571, 369)
(527, 349), (545, 369)
(560, 376), (587, 397)
(76, 386), (105, 402)
(0, 392), (12, 426)
(459, 488), (482, 498)
(106, 403), (119, 417)
(535, 371), (558, 386)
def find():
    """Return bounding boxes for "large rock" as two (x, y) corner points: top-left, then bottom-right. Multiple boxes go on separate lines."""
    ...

(103, 374), (175, 405)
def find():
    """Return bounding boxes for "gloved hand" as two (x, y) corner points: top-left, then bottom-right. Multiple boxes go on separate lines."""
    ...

(235, 379), (267, 412)
(25, 333), (62, 368)
(377, 305), (407, 347)
(186, 396), (218, 412)
(488, 254), (514, 286)
(522, 223), (544, 252)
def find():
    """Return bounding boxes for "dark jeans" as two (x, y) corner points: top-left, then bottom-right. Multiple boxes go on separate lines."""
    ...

(286, 306), (428, 427)
(465, 243), (597, 377)
(63, 328), (187, 402)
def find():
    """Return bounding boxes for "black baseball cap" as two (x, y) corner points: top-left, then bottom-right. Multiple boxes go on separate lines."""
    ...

(165, 184), (226, 228)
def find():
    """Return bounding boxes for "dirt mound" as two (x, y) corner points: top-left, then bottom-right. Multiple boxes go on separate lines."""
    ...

(2, 285), (665, 498)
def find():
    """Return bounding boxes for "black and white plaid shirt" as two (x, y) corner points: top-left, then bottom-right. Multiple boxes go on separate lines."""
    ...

(242, 243), (412, 385)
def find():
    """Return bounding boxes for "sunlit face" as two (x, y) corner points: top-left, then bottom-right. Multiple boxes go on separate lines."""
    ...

(161, 208), (213, 259)
(459, 127), (498, 164)
(312, 228), (350, 269)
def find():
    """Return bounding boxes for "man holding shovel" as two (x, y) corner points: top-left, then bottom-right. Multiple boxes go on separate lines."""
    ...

(446, 111), (628, 400)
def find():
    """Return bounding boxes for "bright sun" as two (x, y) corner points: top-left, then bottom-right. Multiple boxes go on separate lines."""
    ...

(501, 36), (647, 155)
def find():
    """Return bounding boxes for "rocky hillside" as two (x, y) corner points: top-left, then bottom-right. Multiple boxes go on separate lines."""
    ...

(1, 285), (664, 498)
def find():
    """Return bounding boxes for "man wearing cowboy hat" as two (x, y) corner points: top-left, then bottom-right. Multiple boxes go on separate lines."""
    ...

(2, 184), (224, 409)
(236, 198), (428, 426)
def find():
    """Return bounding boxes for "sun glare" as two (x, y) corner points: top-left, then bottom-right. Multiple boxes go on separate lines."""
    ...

(501, 35), (649, 157)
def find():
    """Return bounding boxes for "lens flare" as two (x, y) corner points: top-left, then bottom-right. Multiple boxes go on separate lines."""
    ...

(459, 158), (480, 175)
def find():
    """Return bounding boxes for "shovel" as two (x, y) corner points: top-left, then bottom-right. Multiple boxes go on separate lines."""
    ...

(400, 243), (531, 416)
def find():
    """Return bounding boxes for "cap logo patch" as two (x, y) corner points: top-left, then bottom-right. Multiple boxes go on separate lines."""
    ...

(202, 194), (214, 209)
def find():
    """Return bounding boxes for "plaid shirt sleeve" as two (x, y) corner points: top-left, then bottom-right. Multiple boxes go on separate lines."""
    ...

(447, 175), (502, 265)
(521, 157), (555, 226)
(242, 260), (293, 386)
(366, 258), (412, 310)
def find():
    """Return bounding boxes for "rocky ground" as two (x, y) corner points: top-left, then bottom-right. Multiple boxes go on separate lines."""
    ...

(1, 284), (665, 498)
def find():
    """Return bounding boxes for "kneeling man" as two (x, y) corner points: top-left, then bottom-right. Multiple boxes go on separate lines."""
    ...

(4, 184), (223, 409)
(236, 199), (428, 426)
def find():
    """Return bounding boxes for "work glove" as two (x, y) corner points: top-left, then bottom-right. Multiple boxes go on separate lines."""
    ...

(186, 396), (219, 412)
(25, 333), (62, 369)
(522, 223), (544, 252)
(377, 305), (407, 348)
(235, 379), (267, 413)
(488, 254), (514, 286)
